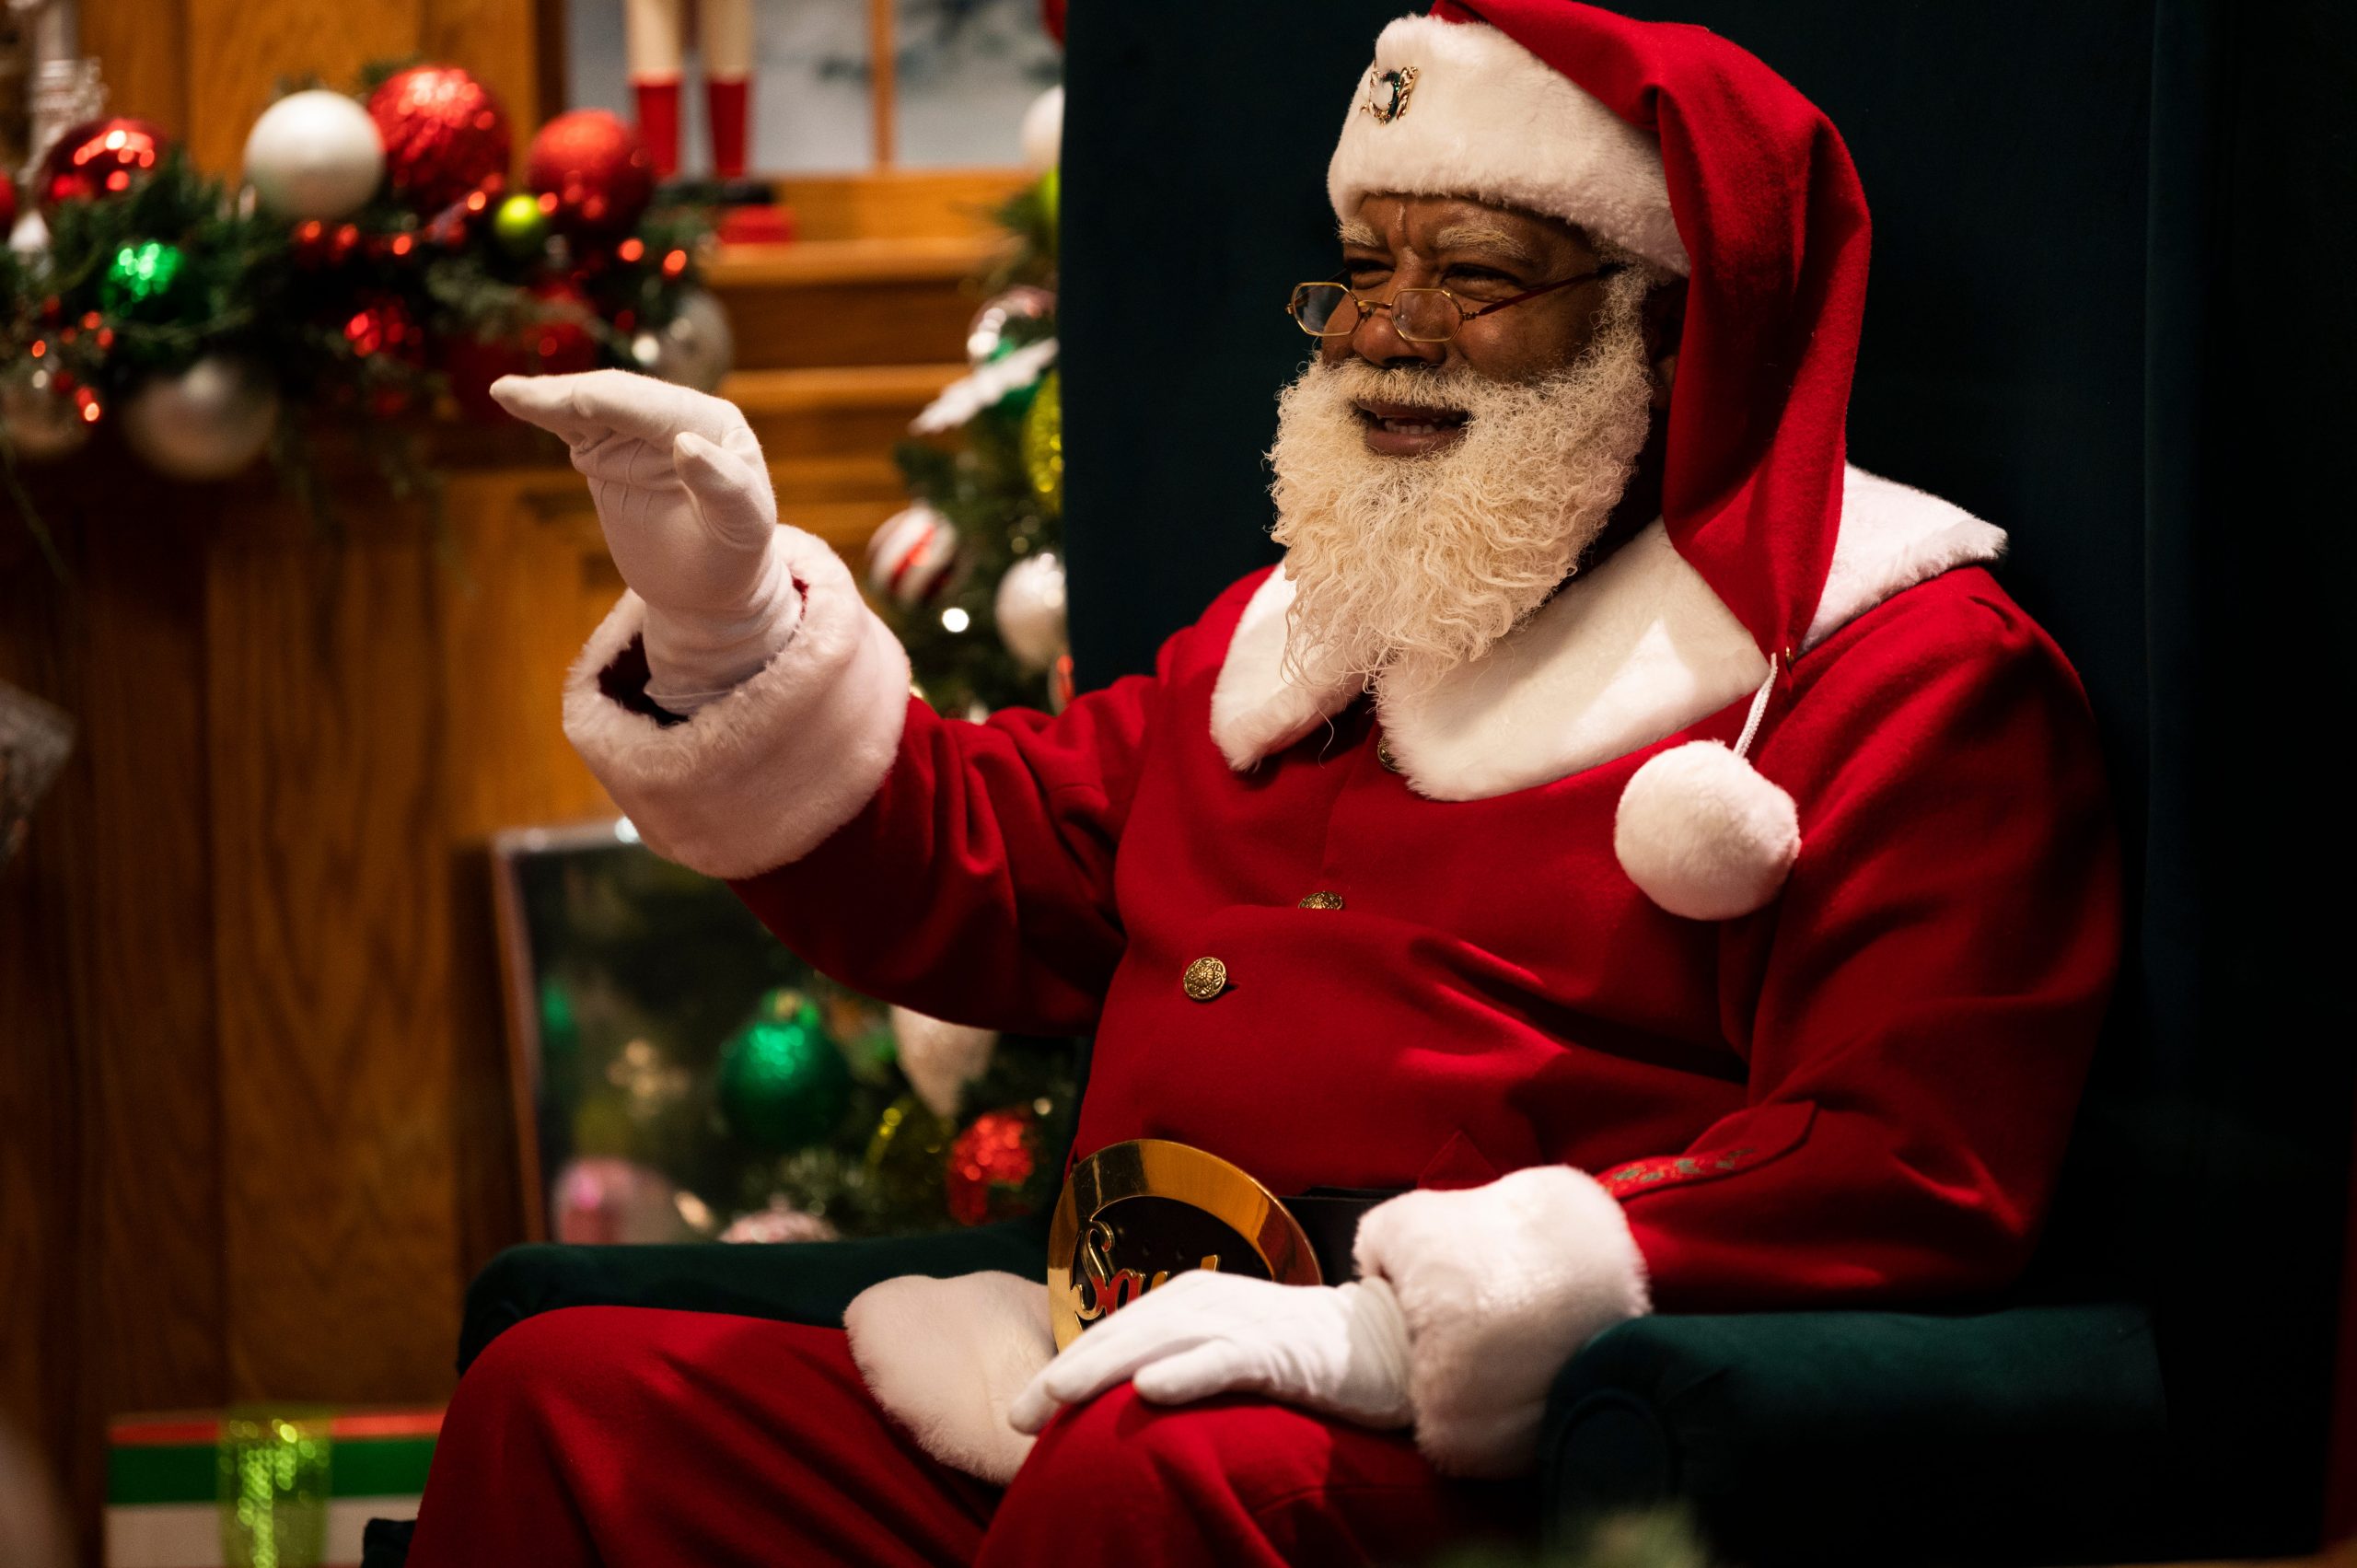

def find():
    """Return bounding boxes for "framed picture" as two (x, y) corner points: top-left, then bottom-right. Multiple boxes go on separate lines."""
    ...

(489, 818), (903, 1244)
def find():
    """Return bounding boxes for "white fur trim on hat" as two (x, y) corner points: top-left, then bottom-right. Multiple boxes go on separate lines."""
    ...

(846, 1271), (1055, 1486)
(562, 528), (912, 880)
(1615, 738), (1800, 921)
(1354, 1166), (1651, 1478)
(1329, 15), (1689, 277)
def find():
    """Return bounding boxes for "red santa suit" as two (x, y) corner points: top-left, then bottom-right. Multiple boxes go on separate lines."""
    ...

(406, 4), (2119, 1564)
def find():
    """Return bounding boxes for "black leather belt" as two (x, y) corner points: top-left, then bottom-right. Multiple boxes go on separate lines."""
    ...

(1283, 1188), (1404, 1283)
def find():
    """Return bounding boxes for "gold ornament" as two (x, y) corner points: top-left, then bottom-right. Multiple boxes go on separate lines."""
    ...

(1022, 367), (1063, 516)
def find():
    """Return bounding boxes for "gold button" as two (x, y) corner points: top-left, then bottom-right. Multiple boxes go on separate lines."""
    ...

(1298, 890), (1344, 911)
(1376, 737), (1402, 773)
(1181, 956), (1228, 1001)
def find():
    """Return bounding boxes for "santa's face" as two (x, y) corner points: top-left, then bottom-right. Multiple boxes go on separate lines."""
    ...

(1318, 193), (1643, 457)
(1267, 193), (1667, 695)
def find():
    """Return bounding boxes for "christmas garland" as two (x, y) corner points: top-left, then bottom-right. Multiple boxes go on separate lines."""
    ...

(0, 64), (727, 572)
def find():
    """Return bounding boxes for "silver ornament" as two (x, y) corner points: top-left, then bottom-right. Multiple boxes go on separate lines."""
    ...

(0, 363), (88, 463)
(632, 286), (735, 393)
(243, 88), (386, 221)
(993, 551), (1068, 673)
(122, 356), (280, 482)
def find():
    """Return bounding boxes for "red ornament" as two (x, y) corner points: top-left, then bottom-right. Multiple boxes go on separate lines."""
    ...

(945, 1109), (1039, 1227)
(37, 117), (171, 213)
(367, 65), (511, 215)
(0, 170), (17, 235)
(440, 279), (599, 421)
(342, 293), (425, 363)
(1040, 0), (1067, 44)
(526, 110), (656, 238)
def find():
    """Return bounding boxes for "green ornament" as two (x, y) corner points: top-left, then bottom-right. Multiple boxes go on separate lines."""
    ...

(99, 239), (188, 319)
(716, 989), (852, 1153)
(491, 192), (551, 260)
(1022, 367), (1063, 517)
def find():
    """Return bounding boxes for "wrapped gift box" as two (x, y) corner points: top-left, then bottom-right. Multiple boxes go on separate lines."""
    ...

(106, 1408), (440, 1568)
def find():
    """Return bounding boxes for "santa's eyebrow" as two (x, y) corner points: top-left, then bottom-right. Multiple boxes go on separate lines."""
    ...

(1336, 218), (1384, 250)
(1426, 224), (1546, 269)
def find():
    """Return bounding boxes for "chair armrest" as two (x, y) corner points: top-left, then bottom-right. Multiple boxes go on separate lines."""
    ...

(1538, 1304), (2172, 1566)
(457, 1210), (1051, 1371)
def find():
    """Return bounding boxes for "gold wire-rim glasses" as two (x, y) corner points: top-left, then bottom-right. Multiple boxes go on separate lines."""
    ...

(1286, 263), (1626, 344)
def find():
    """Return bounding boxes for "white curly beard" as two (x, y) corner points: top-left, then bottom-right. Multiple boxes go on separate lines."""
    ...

(1267, 272), (1655, 698)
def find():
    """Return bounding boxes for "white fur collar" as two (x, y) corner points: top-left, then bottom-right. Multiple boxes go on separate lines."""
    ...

(1209, 464), (2005, 800)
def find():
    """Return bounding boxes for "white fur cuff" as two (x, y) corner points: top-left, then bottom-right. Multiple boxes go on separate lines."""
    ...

(845, 1271), (1055, 1486)
(1353, 1167), (1651, 1477)
(562, 529), (912, 880)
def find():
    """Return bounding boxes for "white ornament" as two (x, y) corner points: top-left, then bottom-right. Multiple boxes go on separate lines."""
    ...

(121, 356), (280, 482)
(1612, 740), (1799, 921)
(719, 1198), (842, 1245)
(865, 504), (966, 608)
(993, 551), (1068, 673)
(242, 89), (386, 221)
(0, 363), (87, 463)
(889, 1005), (999, 1121)
(1020, 85), (1064, 173)
(632, 285), (736, 393)
(9, 211), (49, 256)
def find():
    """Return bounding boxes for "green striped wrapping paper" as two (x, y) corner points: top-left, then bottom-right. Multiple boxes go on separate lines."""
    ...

(105, 1408), (440, 1568)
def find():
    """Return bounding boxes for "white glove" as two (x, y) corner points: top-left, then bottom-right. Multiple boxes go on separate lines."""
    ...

(491, 369), (802, 714)
(1007, 1271), (1413, 1434)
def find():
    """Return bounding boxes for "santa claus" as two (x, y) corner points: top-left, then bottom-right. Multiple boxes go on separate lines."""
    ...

(405, 3), (2119, 1562)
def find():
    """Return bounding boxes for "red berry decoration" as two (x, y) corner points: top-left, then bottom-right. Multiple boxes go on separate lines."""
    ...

(441, 279), (600, 421)
(367, 65), (511, 215)
(0, 170), (17, 235)
(37, 117), (171, 213)
(945, 1109), (1039, 1227)
(526, 110), (656, 238)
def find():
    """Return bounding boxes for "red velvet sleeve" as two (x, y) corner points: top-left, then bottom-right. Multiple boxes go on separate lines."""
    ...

(1610, 571), (2123, 1310)
(726, 650), (1174, 1039)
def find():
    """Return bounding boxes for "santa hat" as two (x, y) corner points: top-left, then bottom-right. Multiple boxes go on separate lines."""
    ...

(1323, 2), (1872, 921)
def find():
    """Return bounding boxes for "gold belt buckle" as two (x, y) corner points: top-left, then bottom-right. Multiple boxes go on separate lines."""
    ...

(1046, 1138), (1322, 1349)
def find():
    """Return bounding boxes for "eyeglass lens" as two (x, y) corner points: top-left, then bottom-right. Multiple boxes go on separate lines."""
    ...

(1292, 284), (1463, 343)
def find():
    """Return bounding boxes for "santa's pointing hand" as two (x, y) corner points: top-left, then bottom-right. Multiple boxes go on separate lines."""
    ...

(1009, 1271), (1413, 1434)
(492, 370), (801, 714)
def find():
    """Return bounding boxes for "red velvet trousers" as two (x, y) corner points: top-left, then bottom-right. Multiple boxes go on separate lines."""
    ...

(404, 1306), (1523, 1567)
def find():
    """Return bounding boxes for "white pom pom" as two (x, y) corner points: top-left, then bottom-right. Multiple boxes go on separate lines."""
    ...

(1614, 741), (1799, 920)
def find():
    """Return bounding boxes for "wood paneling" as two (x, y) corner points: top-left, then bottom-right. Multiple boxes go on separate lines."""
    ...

(79, 504), (227, 1419)
(82, 0), (191, 140)
(0, 510), (97, 1563)
(206, 515), (462, 1402)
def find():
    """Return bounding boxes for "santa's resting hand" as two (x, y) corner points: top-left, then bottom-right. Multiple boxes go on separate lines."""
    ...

(1008, 1271), (1414, 1435)
(490, 370), (800, 714)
